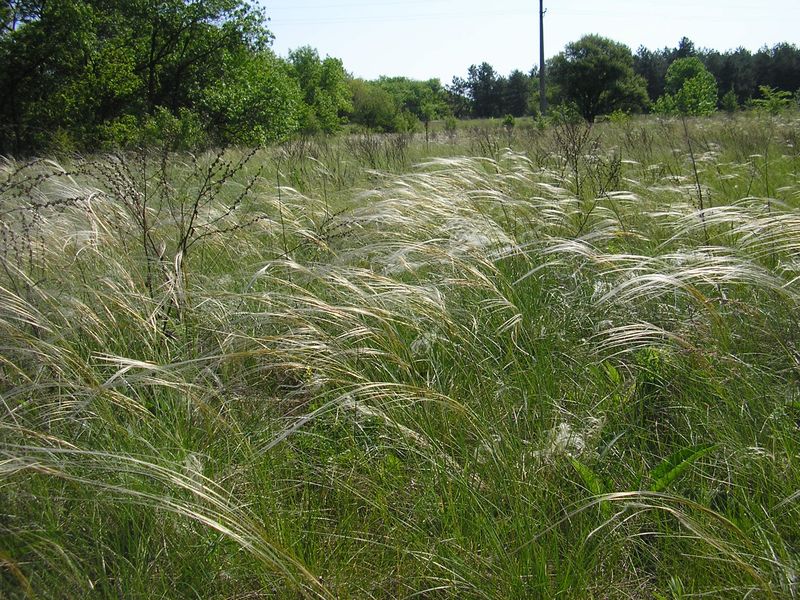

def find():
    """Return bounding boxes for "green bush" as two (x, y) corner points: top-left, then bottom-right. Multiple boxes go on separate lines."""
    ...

(141, 107), (208, 151)
(393, 109), (420, 133)
(752, 85), (794, 115)
(444, 116), (458, 136)
(721, 89), (738, 113)
(654, 57), (718, 117)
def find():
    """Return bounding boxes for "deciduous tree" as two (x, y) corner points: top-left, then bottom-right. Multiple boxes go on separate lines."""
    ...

(288, 46), (351, 134)
(348, 79), (398, 131)
(201, 49), (302, 145)
(550, 35), (649, 121)
(654, 57), (718, 116)
(0, 0), (281, 153)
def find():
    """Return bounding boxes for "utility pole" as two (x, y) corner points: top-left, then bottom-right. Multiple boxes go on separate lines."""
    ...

(539, 0), (547, 116)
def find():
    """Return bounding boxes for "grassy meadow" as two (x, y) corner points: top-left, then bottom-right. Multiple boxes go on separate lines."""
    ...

(2, 113), (800, 598)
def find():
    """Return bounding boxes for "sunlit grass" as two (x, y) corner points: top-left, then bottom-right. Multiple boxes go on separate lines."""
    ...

(2, 112), (800, 598)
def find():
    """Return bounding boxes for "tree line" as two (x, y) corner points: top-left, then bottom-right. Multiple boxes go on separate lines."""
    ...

(447, 36), (800, 122)
(2, 1), (799, 155)
(0, 0), (356, 153)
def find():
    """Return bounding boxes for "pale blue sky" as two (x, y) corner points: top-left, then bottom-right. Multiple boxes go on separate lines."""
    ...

(264, 0), (800, 83)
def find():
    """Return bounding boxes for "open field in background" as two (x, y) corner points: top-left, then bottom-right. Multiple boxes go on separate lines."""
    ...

(2, 113), (800, 598)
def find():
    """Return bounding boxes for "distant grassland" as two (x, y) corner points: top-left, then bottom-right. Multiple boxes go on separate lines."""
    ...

(2, 113), (800, 598)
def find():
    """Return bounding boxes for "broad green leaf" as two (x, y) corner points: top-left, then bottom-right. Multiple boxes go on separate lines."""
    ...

(602, 361), (621, 385)
(571, 458), (611, 517)
(571, 457), (605, 496)
(650, 443), (716, 493)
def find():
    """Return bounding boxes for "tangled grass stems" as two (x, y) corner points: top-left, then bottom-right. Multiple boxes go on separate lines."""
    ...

(2, 114), (800, 598)
(1, 445), (332, 598)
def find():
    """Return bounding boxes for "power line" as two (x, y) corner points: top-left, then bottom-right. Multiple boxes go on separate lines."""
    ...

(266, 2), (797, 22)
(271, 8), (534, 26)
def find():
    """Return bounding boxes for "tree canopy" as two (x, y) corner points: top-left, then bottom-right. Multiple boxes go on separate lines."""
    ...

(348, 79), (399, 132)
(549, 35), (649, 121)
(1, 5), (799, 156)
(0, 0), (289, 153)
(288, 46), (352, 134)
(445, 66), (535, 120)
(634, 39), (800, 109)
(654, 57), (718, 116)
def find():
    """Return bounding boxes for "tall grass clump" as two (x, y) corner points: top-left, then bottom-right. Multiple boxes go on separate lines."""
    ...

(2, 112), (800, 598)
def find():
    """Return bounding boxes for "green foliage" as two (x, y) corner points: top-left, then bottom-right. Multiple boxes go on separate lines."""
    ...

(752, 85), (794, 115)
(654, 58), (718, 116)
(347, 77), (449, 133)
(393, 109), (420, 133)
(0, 1), (103, 150)
(446, 65), (534, 119)
(139, 107), (208, 151)
(201, 50), (302, 145)
(571, 458), (606, 498)
(466, 62), (505, 118)
(505, 69), (531, 117)
(570, 458), (612, 518)
(348, 79), (398, 131)
(608, 109), (632, 125)
(377, 76), (449, 124)
(443, 116), (458, 136)
(635, 40), (800, 109)
(721, 88), (739, 113)
(549, 35), (650, 121)
(0, 0), (278, 153)
(3, 10), (799, 156)
(677, 72), (718, 116)
(649, 444), (717, 492)
(3, 115), (800, 597)
(664, 57), (708, 95)
(445, 76), (472, 118)
(548, 102), (584, 126)
(652, 94), (678, 115)
(288, 46), (352, 134)
(97, 114), (149, 150)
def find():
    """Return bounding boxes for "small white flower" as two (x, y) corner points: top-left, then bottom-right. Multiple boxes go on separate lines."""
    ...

(410, 331), (441, 355)
(531, 416), (605, 460)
